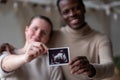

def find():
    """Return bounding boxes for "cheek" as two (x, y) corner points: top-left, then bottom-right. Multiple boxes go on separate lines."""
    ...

(62, 15), (69, 23)
(41, 36), (50, 44)
(25, 30), (34, 40)
(62, 15), (67, 20)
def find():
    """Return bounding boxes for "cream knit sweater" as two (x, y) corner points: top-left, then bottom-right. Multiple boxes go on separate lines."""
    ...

(48, 24), (114, 80)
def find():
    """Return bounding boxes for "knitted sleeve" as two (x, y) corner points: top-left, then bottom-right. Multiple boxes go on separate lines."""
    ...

(0, 51), (14, 78)
(92, 35), (114, 79)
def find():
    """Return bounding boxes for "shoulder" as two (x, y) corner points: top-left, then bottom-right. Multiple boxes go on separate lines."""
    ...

(50, 29), (65, 39)
(84, 25), (111, 43)
(91, 29), (111, 45)
(94, 30), (110, 41)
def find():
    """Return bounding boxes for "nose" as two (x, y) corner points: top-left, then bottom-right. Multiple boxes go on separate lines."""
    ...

(35, 30), (41, 41)
(69, 10), (76, 17)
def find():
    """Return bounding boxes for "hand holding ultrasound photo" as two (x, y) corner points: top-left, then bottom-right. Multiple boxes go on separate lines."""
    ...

(48, 47), (70, 66)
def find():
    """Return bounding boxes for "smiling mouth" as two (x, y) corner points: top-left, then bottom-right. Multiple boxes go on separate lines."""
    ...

(70, 19), (80, 25)
(31, 38), (40, 42)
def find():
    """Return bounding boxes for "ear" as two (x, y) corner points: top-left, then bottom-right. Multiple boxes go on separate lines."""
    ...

(25, 26), (29, 37)
(25, 26), (29, 32)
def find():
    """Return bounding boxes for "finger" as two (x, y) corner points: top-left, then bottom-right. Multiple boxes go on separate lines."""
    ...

(70, 56), (89, 66)
(32, 42), (48, 54)
(74, 68), (88, 74)
(39, 44), (45, 53)
(70, 66), (80, 74)
(35, 44), (47, 55)
(74, 64), (94, 75)
(40, 43), (48, 54)
(69, 60), (80, 69)
(27, 47), (39, 59)
(70, 64), (88, 74)
(33, 51), (40, 58)
(69, 56), (86, 65)
(34, 44), (43, 53)
(69, 57), (79, 65)
(32, 44), (48, 56)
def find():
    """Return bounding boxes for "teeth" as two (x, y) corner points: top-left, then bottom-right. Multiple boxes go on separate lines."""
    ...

(71, 19), (79, 24)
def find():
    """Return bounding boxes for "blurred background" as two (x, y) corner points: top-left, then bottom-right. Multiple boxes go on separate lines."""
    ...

(0, 0), (120, 79)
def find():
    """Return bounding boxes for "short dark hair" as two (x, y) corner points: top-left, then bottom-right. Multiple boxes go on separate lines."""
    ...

(27, 15), (53, 37)
(56, 0), (85, 12)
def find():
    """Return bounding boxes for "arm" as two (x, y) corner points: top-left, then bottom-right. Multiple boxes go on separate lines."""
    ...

(1, 42), (48, 72)
(0, 43), (15, 77)
(92, 35), (114, 79)
(69, 35), (114, 79)
(2, 53), (26, 72)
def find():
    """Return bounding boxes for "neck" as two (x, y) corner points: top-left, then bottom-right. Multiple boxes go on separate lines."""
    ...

(74, 22), (87, 30)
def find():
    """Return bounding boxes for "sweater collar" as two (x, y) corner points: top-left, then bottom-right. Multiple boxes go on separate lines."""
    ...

(63, 24), (93, 38)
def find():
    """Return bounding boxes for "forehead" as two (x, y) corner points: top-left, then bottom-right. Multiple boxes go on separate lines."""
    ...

(59, 0), (81, 9)
(30, 18), (51, 29)
(31, 18), (49, 26)
(59, 0), (80, 4)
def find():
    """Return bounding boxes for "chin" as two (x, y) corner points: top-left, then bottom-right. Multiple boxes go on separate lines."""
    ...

(70, 25), (81, 30)
(71, 23), (86, 30)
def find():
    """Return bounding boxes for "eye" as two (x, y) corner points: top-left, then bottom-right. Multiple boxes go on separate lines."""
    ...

(41, 31), (47, 36)
(62, 9), (69, 15)
(72, 5), (81, 12)
(74, 6), (79, 11)
(32, 26), (38, 31)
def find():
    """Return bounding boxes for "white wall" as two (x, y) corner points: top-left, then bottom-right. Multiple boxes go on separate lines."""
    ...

(0, 2), (24, 48)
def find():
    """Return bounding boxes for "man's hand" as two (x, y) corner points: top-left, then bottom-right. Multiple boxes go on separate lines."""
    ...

(69, 56), (96, 77)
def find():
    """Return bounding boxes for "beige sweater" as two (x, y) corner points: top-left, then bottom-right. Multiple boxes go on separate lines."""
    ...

(48, 25), (114, 80)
